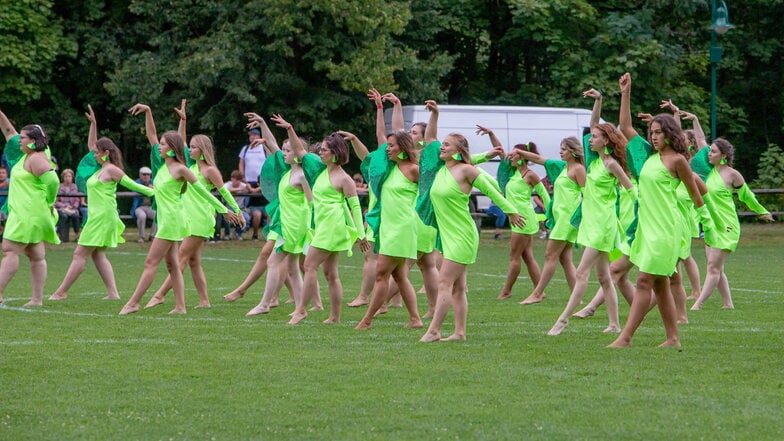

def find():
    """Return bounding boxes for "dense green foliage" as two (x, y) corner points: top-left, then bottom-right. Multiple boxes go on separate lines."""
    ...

(1, 1), (782, 180)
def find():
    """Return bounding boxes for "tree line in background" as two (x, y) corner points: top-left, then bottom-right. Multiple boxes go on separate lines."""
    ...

(2, 0), (783, 186)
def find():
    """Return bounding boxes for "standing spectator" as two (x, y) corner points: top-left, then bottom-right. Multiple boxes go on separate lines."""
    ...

(55, 168), (82, 242)
(238, 127), (268, 240)
(130, 166), (156, 242)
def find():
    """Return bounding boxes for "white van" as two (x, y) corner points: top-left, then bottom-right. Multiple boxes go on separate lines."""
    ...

(386, 105), (593, 210)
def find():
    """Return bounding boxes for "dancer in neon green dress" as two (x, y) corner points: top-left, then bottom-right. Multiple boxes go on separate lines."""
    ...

(419, 133), (525, 342)
(548, 122), (635, 336)
(120, 103), (237, 315)
(514, 136), (585, 306)
(355, 129), (424, 330)
(495, 137), (551, 301)
(0, 118), (59, 307)
(145, 101), (243, 309)
(610, 113), (714, 348)
(49, 106), (155, 301)
(690, 138), (774, 311)
(271, 115), (368, 325)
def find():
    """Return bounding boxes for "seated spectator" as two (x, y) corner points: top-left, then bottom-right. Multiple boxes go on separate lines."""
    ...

(219, 170), (252, 240)
(130, 166), (156, 243)
(483, 203), (508, 240)
(55, 168), (82, 242)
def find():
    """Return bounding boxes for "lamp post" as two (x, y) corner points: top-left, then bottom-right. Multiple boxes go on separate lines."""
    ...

(710, 0), (734, 139)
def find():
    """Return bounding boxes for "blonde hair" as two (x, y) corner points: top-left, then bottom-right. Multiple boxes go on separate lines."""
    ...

(561, 136), (584, 164)
(446, 133), (471, 164)
(189, 134), (216, 166)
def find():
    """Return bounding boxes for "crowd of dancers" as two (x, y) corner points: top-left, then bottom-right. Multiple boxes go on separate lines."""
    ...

(0, 73), (774, 346)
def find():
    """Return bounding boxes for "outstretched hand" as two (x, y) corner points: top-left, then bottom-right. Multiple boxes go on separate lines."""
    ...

(637, 113), (653, 123)
(486, 146), (506, 160)
(475, 124), (493, 136)
(336, 130), (357, 142)
(367, 88), (382, 107)
(128, 103), (150, 116)
(174, 99), (187, 120)
(582, 88), (602, 99)
(424, 100), (439, 114)
(244, 112), (264, 129)
(508, 213), (526, 230)
(357, 238), (372, 253)
(382, 93), (400, 105)
(760, 213), (775, 223)
(85, 104), (96, 124)
(270, 114), (292, 130)
(660, 99), (679, 113)
(249, 138), (266, 148)
(679, 111), (697, 121)
(619, 73), (631, 94)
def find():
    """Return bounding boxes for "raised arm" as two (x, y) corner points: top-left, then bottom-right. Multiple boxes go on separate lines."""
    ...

(245, 113), (280, 153)
(660, 99), (681, 128)
(85, 105), (98, 151)
(582, 88), (603, 128)
(383, 92), (404, 132)
(512, 148), (547, 166)
(270, 114), (305, 159)
(0, 109), (17, 141)
(368, 88), (386, 146)
(424, 100), (439, 145)
(618, 73), (638, 141)
(128, 103), (159, 146)
(679, 110), (707, 147)
(337, 131), (369, 160)
(474, 125), (506, 162)
(174, 99), (187, 142)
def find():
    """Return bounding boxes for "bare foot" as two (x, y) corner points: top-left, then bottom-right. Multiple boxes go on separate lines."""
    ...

(23, 300), (43, 307)
(603, 325), (621, 334)
(194, 303), (211, 309)
(607, 337), (631, 348)
(246, 304), (270, 316)
(443, 333), (466, 341)
(223, 290), (245, 302)
(722, 304), (734, 310)
(322, 316), (339, 324)
(269, 300), (279, 308)
(103, 294), (121, 300)
(690, 302), (703, 311)
(354, 320), (372, 330)
(417, 285), (426, 294)
(168, 307), (187, 314)
(497, 292), (512, 300)
(374, 305), (389, 317)
(419, 331), (441, 342)
(547, 319), (568, 336)
(572, 306), (595, 319)
(119, 304), (140, 315)
(658, 339), (681, 348)
(144, 296), (165, 309)
(677, 317), (689, 324)
(49, 293), (68, 301)
(519, 293), (545, 305)
(309, 305), (324, 312)
(288, 312), (307, 325)
(686, 293), (699, 300)
(347, 295), (369, 307)
(405, 318), (424, 328)
(284, 297), (295, 304)
(423, 310), (434, 319)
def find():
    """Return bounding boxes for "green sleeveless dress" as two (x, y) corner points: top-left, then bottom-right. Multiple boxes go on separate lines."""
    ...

(504, 169), (539, 235)
(78, 172), (124, 247)
(576, 157), (619, 253)
(309, 170), (357, 253)
(430, 167), (516, 265)
(630, 154), (683, 276)
(616, 178), (638, 256)
(153, 164), (189, 241)
(365, 187), (377, 243)
(4, 155), (60, 244)
(703, 168), (740, 252)
(183, 164), (215, 239)
(277, 169), (310, 254)
(547, 164), (581, 242)
(674, 181), (699, 259)
(378, 165), (418, 259)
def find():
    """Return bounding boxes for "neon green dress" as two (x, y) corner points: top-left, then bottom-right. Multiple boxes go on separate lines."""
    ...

(183, 164), (216, 239)
(277, 169), (310, 254)
(365, 187), (377, 243)
(77, 172), (124, 247)
(703, 169), (742, 252)
(378, 165), (418, 259)
(153, 164), (189, 241)
(546, 163), (581, 242)
(675, 181), (699, 259)
(430, 167), (517, 265)
(4, 155), (60, 244)
(616, 178), (638, 256)
(576, 158), (619, 253)
(504, 169), (539, 235)
(629, 154), (683, 276)
(309, 170), (357, 253)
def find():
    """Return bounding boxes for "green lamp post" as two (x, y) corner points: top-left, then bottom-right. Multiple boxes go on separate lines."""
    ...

(710, 0), (734, 139)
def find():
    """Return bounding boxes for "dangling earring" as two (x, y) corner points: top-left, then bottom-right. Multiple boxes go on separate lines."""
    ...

(452, 153), (463, 161)
(397, 152), (408, 160)
(331, 156), (337, 163)
(27, 143), (36, 150)
(418, 141), (425, 147)
(166, 150), (176, 157)
(293, 157), (300, 164)
(199, 154), (205, 161)
(604, 147), (612, 155)
(101, 155), (108, 162)
(516, 160), (524, 166)
(720, 158), (728, 165)
(664, 139), (670, 145)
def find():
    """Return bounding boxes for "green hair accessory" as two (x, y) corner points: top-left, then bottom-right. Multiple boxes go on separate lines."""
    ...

(397, 152), (408, 160)
(452, 153), (463, 161)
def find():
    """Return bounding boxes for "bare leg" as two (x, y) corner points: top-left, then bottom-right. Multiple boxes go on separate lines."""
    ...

(0, 240), (25, 304)
(185, 238), (209, 307)
(289, 247), (331, 324)
(224, 239), (274, 302)
(146, 236), (202, 307)
(91, 248), (120, 300)
(521, 240), (571, 304)
(417, 251), (439, 318)
(692, 247), (728, 310)
(22, 242), (47, 307)
(669, 266), (689, 324)
(610, 274), (680, 348)
(443, 269), (468, 341)
(392, 263), (422, 328)
(120, 238), (175, 315)
(717, 271), (733, 309)
(573, 255), (633, 318)
(420, 260), (464, 342)
(682, 255), (702, 299)
(548, 247), (604, 335)
(164, 242), (187, 314)
(247, 250), (289, 316)
(356, 255), (396, 329)
(499, 233), (526, 299)
(321, 252), (343, 323)
(50, 245), (93, 300)
(520, 236), (542, 291)
(347, 248), (375, 307)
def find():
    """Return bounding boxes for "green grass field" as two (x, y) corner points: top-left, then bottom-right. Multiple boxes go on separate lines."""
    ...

(1, 224), (783, 440)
